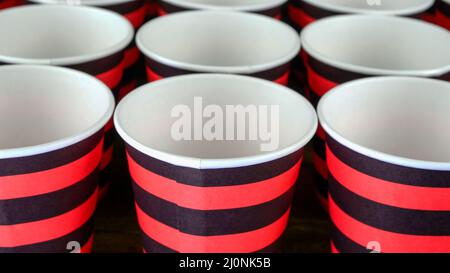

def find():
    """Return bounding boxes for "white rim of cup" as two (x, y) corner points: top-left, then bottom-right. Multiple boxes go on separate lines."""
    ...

(318, 76), (450, 171)
(27, 0), (135, 6)
(160, 0), (288, 12)
(443, 0), (450, 5)
(0, 5), (134, 66)
(0, 65), (115, 159)
(136, 10), (301, 74)
(302, 0), (434, 16)
(301, 15), (450, 78)
(114, 73), (318, 169)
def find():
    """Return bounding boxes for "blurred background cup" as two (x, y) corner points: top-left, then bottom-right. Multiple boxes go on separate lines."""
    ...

(0, 0), (23, 10)
(300, 15), (450, 209)
(136, 11), (300, 86)
(26, 0), (146, 101)
(437, 0), (450, 29)
(0, 5), (133, 195)
(157, 0), (288, 18)
(318, 77), (450, 253)
(114, 74), (317, 253)
(0, 65), (114, 253)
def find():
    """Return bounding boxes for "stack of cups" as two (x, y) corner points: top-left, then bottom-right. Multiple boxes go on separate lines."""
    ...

(0, 65), (114, 253)
(300, 15), (450, 209)
(157, 0), (288, 19)
(0, 5), (134, 194)
(27, 0), (147, 101)
(437, 0), (450, 29)
(114, 74), (317, 252)
(136, 11), (300, 85)
(0, 0), (23, 9)
(318, 77), (450, 253)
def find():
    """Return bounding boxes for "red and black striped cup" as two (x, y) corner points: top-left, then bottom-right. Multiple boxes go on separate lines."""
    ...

(0, 0), (23, 9)
(0, 5), (133, 194)
(136, 11), (300, 86)
(318, 77), (450, 253)
(114, 74), (317, 253)
(157, 0), (288, 18)
(288, 0), (435, 29)
(437, 0), (450, 29)
(0, 65), (114, 253)
(301, 15), (450, 209)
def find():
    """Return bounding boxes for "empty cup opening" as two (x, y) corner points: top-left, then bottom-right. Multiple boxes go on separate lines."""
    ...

(301, 15), (450, 77)
(115, 74), (317, 169)
(0, 65), (114, 158)
(136, 11), (300, 74)
(302, 0), (434, 15)
(28, 0), (135, 6)
(318, 77), (450, 169)
(161, 0), (288, 11)
(0, 5), (133, 65)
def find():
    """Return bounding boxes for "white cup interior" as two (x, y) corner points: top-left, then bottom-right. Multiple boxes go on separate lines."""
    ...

(115, 74), (317, 169)
(0, 65), (114, 159)
(161, 0), (288, 11)
(0, 5), (133, 65)
(302, 0), (434, 15)
(301, 15), (450, 77)
(318, 77), (450, 169)
(136, 11), (300, 74)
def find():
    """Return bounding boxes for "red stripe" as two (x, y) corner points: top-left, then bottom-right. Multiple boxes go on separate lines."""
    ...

(145, 65), (163, 82)
(327, 146), (450, 211)
(123, 46), (141, 69)
(288, 5), (316, 28)
(80, 234), (94, 253)
(157, 6), (168, 16)
(274, 70), (290, 86)
(124, 4), (148, 29)
(96, 61), (124, 89)
(306, 64), (338, 97)
(136, 203), (290, 253)
(316, 125), (325, 140)
(0, 189), (98, 247)
(147, 1), (158, 16)
(421, 13), (437, 24)
(315, 190), (329, 211)
(100, 146), (113, 171)
(0, 140), (103, 200)
(118, 79), (137, 101)
(105, 119), (114, 132)
(312, 152), (328, 180)
(330, 196), (450, 253)
(436, 11), (450, 30)
(127, 152), (302, 210)
(330, 240), (339, 253)
(0, 0), (21, 9)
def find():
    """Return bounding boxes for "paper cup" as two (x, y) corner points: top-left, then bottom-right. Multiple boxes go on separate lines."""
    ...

(0, 0), (23, 9)
(318, 77), (450, 253)
(115, 74), (317, 253)
(437, 0), (450, 29)
(301, 15), (450, 208)
(0, 65), (114, 253)
(158, 0), (288, 18)
(136, 11), (300, 86)
(288, 0), (435, 29)
(0, 5), (133, 191)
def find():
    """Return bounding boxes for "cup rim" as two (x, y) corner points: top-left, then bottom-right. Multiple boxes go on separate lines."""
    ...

(0, 65), (115, 159)
(114, 73), (318, 170)
(28, 0), (136, 6)
(301, 15), (450, 78)
(0, 5), (134, 66)
(160, 0), (289, 12)
(302, 0), (434, 16)
(318, 76), (450, 171)
(136, 10), (301, 74)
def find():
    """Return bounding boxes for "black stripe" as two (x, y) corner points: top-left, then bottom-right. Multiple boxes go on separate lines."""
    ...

(306, 84), (321, 107)
(0, 215), (95, 253)
(331, 222), (368, 253)
(290, 0), (339, 19)
(133, 180), (294, 236)
(330, 173), (450, 235)
(327, 135), (450, 187)
(439, 0), (450, 18)
(67, 51), (123, 76)
(307, 56), (368, 84)
(97, 0), (145, 14)
(99, 163), (113, 188)
(0, 130), (103, 176)
(312, 135), (325, 160)
(145, 57), (290, 82)
(0, 170), (98, 225)
(313, 171), (328, 198)
(127, 144), (303, 187)
(103, 127), (116, 151)
(142, 231), (283, 253)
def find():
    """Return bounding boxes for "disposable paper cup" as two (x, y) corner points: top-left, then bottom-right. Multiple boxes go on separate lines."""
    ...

(136, 11), (300, 86)
(437, 0), (450, 29)
(158, 0), (288, 18)
(0, 5), (133, 190)
(318, 77), (450, 253)
(0, 0), (23, 9)
(115, 74), (317, 253)
(301, 15), (450, 207)
(288, 0), (435, 29)
(0, 65), (114, 253)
